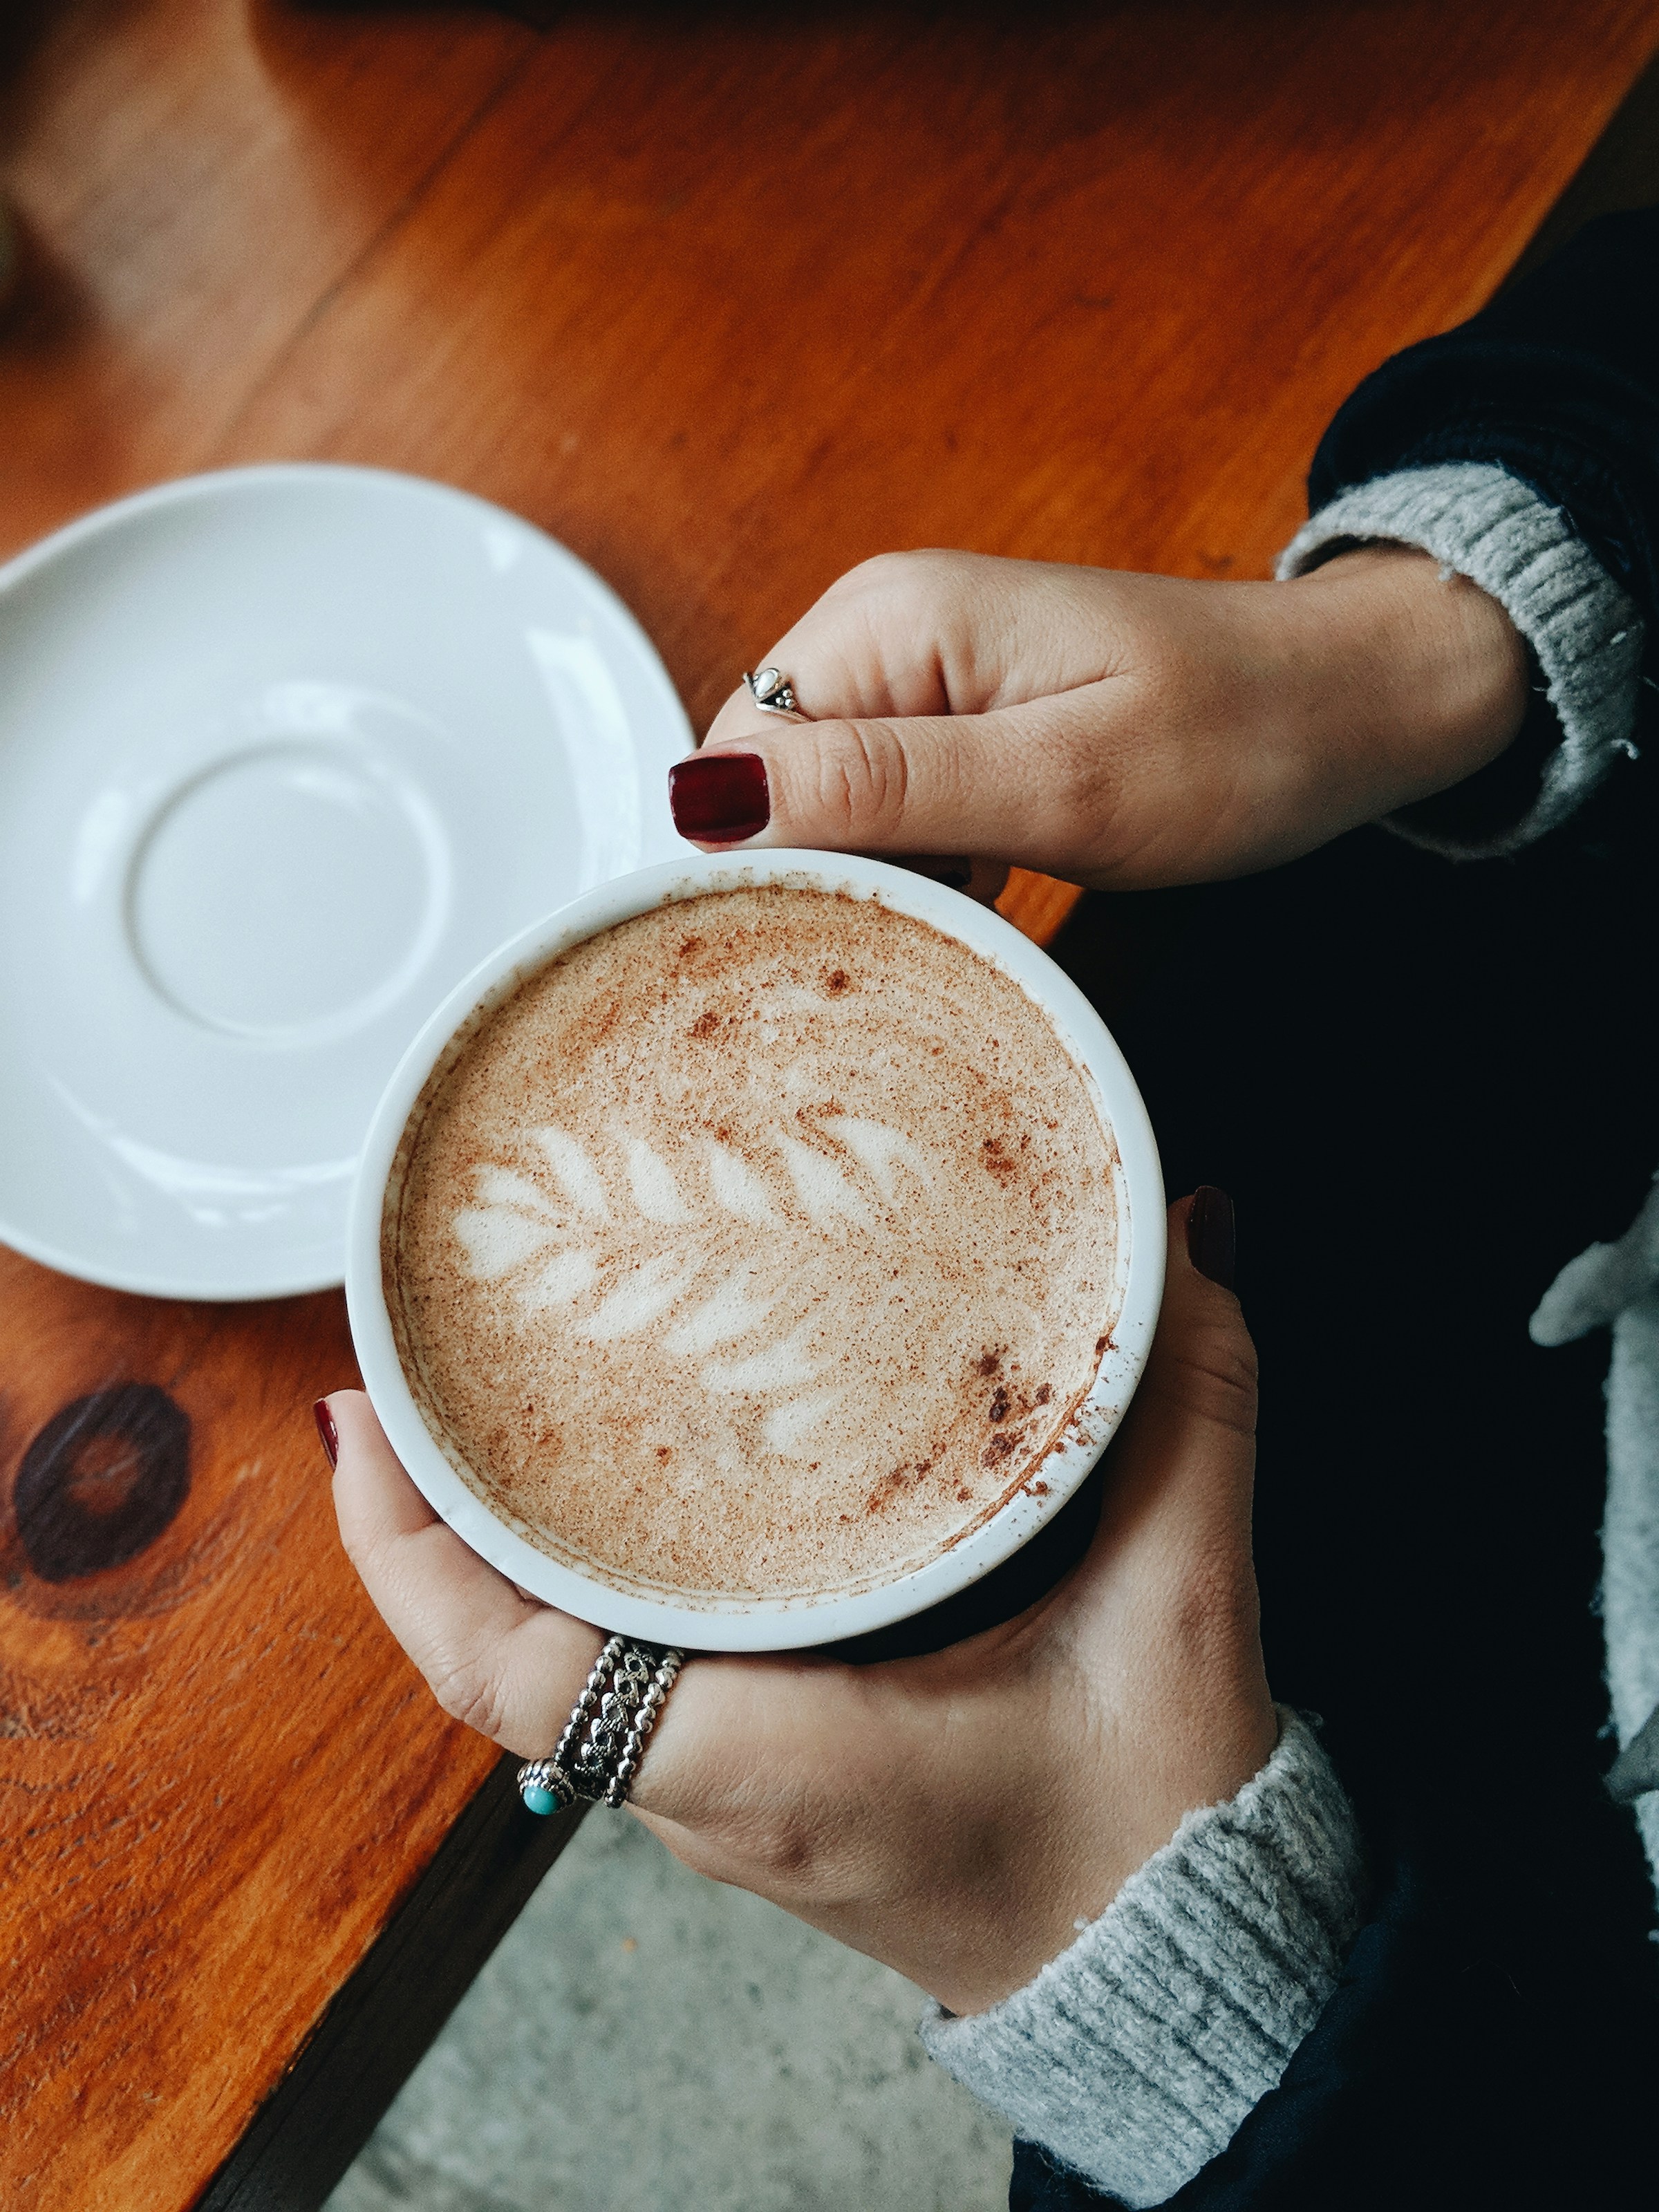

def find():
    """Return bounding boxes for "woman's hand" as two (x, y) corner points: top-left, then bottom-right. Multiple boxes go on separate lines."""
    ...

(672, 546), (1528, 890)
(326, 1194), (1277, 2019)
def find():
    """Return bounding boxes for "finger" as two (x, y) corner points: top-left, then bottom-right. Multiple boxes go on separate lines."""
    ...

(681, 550), (1137, 873)
(706, 550), (1130, 744)
(1135, 1190), (1257, 1450)
(626, 1652), (860, 1824)
(326, 1390), (601, 1756)
(1080, 1194), (1259, 1577)
(704, 553), (1011, 745)
(625, 1648), (978, 1914)
(670, 691), (1116, 875)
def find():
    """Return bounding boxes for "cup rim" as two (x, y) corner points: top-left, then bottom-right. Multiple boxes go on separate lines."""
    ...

(346, 850), (1165, 1651)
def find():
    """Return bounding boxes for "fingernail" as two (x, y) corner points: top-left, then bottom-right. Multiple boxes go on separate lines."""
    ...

(313, 1398), (339, 1470)
(1187, 1187), (1236, 1290)
(668, 752), (771, 843)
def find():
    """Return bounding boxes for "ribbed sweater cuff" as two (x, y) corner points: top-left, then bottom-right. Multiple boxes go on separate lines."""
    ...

(919, 1709), (1366, 2209)
(1277, 462), (1644, 857)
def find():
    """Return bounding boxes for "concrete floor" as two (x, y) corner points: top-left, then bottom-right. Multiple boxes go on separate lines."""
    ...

(328, 1807), (1013, 2212)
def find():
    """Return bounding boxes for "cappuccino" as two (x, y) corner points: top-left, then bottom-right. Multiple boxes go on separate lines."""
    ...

(385, 885), (1121, 1604)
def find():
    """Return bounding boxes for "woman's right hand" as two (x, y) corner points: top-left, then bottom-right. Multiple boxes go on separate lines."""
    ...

(327, 1194), (1277, 2020)
(675, 543), (1527, 890)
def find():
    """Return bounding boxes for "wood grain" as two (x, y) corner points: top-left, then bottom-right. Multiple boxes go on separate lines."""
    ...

(1, 6), (1656, 2207)
(0, 1), (532, 550)
(0, 1255), (507, 2206)
(198, 1769), (586, 2212)
(205, 3), (1659, 942)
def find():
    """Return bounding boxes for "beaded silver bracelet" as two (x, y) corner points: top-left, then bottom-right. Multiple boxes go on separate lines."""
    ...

(517, 1635), (684, 1816)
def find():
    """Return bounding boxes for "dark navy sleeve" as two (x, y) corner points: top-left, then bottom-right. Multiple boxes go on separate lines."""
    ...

(1011, 1810), (1658, 2209)
(1009, 208), (1659, 2212)
(1308, 208), (1659, 628)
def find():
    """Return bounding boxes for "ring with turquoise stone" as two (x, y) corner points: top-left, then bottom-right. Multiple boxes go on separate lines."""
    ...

(516, 1756), (577, 1817)
(517, 1635), (686, 1816)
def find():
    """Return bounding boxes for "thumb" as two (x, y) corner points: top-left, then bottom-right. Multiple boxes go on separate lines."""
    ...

(667, 696), (1103, 873)
(1085, 1188), (1258, 1577)
(1137, 1184), (1256, 1453)
(1065, 1189), (1275, 1864)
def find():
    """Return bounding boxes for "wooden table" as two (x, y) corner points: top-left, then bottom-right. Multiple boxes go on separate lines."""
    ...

(2, 5), (1656, 2206)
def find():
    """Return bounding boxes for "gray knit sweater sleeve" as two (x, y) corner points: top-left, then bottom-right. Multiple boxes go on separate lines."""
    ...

(921, 1709), (1366, 2207)
(1277, 461), (1644, 858)
(919, 468), (1638, 2202)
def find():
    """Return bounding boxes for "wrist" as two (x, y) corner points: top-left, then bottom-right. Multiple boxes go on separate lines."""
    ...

(929, 1678), (1280, 2018)
(1273, 544), (1529, 826)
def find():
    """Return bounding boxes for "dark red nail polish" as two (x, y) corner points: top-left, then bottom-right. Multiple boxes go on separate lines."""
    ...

(1187, 1186), (1236, 1290)
(668, 752), (771, 843)
(313, 1398), (339, 1470)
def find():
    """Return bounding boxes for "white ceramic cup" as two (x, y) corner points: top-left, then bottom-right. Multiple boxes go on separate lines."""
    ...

(346, 850), (1165, 1651)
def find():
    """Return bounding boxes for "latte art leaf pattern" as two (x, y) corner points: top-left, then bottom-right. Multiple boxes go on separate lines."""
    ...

(388, 888), (1122, 1602)
(458, 1119), (941, 1452)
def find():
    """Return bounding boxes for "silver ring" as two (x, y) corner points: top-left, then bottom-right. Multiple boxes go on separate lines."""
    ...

(518, 1635), (685, 1815)
(743, 666), (805, 721)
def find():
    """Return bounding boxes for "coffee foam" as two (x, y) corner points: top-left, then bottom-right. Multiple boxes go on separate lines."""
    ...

(385, 885), (1123, 1604)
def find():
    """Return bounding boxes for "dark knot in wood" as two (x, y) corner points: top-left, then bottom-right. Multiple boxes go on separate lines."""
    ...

(15, 1385), (191, 1583)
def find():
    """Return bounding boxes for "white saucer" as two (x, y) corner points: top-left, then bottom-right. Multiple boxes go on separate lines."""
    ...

(0, 465), (693, 1300)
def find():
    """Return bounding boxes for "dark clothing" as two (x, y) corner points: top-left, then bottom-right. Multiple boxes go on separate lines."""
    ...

(1017, 209), (1659, 2208)
(1313, 210), (1659, 625)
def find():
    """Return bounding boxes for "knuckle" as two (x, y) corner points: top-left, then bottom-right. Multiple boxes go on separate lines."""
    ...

(827, 548), (964, 635)
(706, 1781), (826, 1884)
(1006, 708), (1121, 848)
(812, 722), (909, 838)
(429, 1651), (509, 1742)
(1049, 731), (1113, 818)
(740, 1808), (824, 1886)
(669, 1774), (837, 1898)
(834, 548), (932, 604)
(659, 1815), (824, 1904)
(1165, 1316), (1259, 1436)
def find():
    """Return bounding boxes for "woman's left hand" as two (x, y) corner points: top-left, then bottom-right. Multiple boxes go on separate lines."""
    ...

(326, 1193), (1276, 2018)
